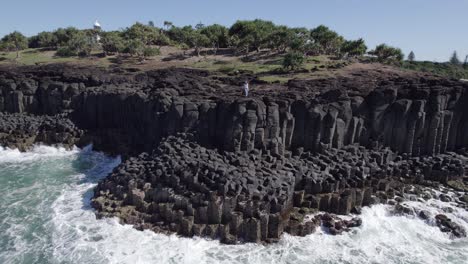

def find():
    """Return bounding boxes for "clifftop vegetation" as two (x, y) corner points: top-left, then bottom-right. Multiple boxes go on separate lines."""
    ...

(1, 19), (467, 79)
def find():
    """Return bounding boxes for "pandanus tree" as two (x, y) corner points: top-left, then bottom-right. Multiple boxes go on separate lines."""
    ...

(0, 31), (28, 58)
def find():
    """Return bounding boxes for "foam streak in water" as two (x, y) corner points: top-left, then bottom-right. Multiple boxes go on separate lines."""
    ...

(1, 145), (467, 264)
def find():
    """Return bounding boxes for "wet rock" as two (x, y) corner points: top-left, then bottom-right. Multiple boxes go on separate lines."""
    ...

(435, 214), (466, 238)
(418, 210), (431, 220)
(2, 65), (468, 244)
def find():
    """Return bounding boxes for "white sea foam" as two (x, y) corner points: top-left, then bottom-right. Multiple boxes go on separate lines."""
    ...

(0, 145), (80, 163)
(50, 164), (468, 263)
(1, 146), (468, 264)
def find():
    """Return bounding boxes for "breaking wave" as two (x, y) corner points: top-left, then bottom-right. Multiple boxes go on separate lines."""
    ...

(0, 146), (467, 264)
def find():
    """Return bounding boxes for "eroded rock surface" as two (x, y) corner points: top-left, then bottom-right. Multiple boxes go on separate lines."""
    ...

(1, 65), (468, 243)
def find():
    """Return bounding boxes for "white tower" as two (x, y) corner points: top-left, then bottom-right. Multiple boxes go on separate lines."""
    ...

(93, 20), (102, 42)
(94, 20), (102, 30)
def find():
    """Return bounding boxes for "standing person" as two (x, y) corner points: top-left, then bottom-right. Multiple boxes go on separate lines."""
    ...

(243, 80), (249, 97)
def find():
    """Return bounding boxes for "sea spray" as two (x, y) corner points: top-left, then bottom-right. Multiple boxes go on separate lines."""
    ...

(0, 146), (467, 264)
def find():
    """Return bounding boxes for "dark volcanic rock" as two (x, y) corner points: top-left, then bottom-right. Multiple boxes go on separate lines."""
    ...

(91, 133), (466, 243)
(435, 214), (466, 238)
(0, 112), (82, 150)
(1, 65), (468, 243)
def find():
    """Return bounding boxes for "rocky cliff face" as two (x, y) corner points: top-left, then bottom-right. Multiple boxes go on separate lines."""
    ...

(2, 66), (467, 156)
(1, 65), (467, 243)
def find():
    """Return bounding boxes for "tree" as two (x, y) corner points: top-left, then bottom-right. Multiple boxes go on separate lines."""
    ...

(450, 51), (461, 65)
(148, 21), (155, 27)
(166, 26), (210, 56)
(195, 22), (205, 30)
(200, 24), (229, 52)
(53, 27), (80, 47)
(55, 31), (94, 57)
(122, 22), (169, 46)
(464, 55), (468, 68)
(369, 44), (404, 62)
(408, 51), (415, 62)
(166, 26), (190, 44)
(229, 19), (276, 53)
(266, 26), (296, 52)
(282, 51), (304, 70)
(302, 41), (322, 56)
(187, 30), (210, 56)
(310, 25), (344, 55)
(27, 31), (59, 49)
(101, 31), (125, 55)
(0, 31), (28, 58)
(341, 38), (367, 56)
(122, 39), (145, 57)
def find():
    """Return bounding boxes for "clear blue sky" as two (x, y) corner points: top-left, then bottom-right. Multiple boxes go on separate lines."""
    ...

(1, 0), (467, 62)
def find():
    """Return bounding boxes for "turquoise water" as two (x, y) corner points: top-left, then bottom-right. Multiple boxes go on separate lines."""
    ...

(0, 146), (467, 264)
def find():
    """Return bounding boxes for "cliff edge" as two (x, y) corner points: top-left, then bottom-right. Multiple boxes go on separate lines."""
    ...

(1, 64), (467, 243)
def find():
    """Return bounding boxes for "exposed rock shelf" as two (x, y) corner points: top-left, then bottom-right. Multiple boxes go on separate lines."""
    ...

(1, 64), (467, 243)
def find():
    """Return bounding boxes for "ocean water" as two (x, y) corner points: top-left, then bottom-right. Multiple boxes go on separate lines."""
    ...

(0, 146), (467, 264)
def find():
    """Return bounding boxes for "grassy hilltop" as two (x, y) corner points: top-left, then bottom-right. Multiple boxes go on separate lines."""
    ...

(1, 20), (468, 81)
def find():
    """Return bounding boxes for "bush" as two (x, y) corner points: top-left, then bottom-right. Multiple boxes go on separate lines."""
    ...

(282, 51), (304, 70)
(341, 39), (367, 56)
(143, 46), (160, 57)
(369, 44), (404, 62)
(53, 27), (80, 47)
(55, 46), (76, 57)
(101, 32), (125, 54)
(122, 39), (145, 56)
(55, 32), (94, 57)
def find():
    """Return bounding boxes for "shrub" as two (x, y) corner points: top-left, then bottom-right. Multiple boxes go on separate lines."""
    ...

(143, 46), (160, 57)
(341, 38), (367, 56)
(282, 51), (304, 70)
(101, 32), (125, 55)
(55, 32), (94, 57)
(122, 39), (145, 56)
(369, 44), (404, 62)
(55, 46), (76, 57)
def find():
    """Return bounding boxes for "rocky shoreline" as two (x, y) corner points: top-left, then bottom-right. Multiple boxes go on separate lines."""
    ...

(1, 64), (468, 243)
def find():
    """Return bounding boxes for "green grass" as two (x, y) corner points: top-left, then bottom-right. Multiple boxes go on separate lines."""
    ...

(0, 48), (76, 65)
(189, 55), (338, 75)
(257, 75), (291, 84)
(401, 61), (468, 79)
(0, 48), (347, 82)
(188, 54), (344, 84)
(190, 59), (282, 74)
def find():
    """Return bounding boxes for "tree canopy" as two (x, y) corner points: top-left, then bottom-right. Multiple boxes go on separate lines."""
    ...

(310, 25), (344, 55)
(450, 51), (461, 65)
(200, 24), (229, 51)
(369, 44), (404, 62)
(341, 38), (367, 56)
(4, 19), (435, 65)
(0, 31), (28, 58)
(229, 19), (276, 52)
(408, 51), (415, 62)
